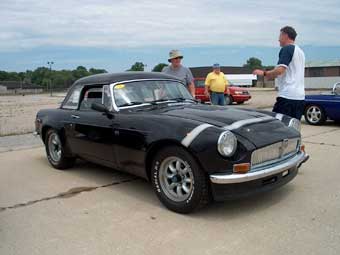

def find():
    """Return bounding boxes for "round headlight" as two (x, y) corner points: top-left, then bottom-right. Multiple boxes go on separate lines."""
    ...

(289, 118), (301, 132)
(217, 131), (237, 157)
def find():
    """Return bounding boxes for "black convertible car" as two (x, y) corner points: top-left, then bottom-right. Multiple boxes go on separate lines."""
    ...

(35, 72), (309, 213)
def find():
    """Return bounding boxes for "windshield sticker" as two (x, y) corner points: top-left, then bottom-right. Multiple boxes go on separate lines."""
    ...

(115, 84), (125, 89)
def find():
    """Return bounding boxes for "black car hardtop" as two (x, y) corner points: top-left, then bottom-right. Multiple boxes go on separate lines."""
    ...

(73, 72), (181, 87)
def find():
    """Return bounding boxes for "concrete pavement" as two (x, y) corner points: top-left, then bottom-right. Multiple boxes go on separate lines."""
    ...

(1, 123), (340, 255)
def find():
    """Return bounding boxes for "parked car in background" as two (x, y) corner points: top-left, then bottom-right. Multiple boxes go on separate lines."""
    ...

(35, 72), (308, 213)
(194, 78), (251, 105)
(304, 82), (340, 125)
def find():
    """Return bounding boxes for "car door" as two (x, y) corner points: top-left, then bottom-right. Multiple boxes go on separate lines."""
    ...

(325, 92), (340, 120)
(66, 86), (118, 168)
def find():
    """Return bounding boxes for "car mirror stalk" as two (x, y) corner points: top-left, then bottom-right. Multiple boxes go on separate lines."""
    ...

(91, 103), (114, 118)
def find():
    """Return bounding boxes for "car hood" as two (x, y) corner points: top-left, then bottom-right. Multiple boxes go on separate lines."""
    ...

(159, 104), (267, 127)
(157, 104), (299, 148)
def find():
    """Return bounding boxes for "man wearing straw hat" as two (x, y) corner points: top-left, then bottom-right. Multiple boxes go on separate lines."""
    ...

(162, 49), (195, 97)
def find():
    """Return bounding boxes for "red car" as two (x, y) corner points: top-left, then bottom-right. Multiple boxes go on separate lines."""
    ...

(194, 78), (251, 105)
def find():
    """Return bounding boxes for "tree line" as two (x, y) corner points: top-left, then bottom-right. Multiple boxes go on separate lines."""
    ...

(0, 66), (107, 89)
(0, 57), (270, 88)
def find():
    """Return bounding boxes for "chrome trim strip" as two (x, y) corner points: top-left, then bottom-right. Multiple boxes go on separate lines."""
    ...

(305, 99), (340, 103)
(181, 123), (213, 147)
(223, 116), (274, 130)
(210, 151), (308, 184)
(109, 78), (186, 112)
(275, 113), (284, 121)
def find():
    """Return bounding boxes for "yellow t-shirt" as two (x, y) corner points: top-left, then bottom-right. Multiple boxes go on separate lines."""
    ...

(205, 72), (228, 93)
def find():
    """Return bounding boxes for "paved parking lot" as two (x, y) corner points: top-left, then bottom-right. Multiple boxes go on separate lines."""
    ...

(0, 122), (339, 255)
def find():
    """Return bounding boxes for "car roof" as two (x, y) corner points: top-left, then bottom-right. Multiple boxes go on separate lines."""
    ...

(73, 72), (181, 87)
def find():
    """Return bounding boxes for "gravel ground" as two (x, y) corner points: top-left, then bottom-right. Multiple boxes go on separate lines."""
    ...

(0, 93), (65, 136)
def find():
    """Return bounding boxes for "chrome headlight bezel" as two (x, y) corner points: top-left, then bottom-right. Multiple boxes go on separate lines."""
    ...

(217, 130), (237, 157)
(288, 118), (301, 132)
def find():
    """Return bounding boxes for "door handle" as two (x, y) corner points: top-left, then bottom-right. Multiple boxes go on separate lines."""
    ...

(71, 114), (80, 119)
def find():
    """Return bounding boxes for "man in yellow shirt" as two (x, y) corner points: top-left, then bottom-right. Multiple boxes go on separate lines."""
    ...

(204, 64), (229, 105)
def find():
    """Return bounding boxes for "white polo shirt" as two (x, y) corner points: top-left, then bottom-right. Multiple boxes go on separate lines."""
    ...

(275, 44), (305, 100)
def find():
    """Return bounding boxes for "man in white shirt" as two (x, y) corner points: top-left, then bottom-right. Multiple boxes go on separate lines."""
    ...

(253, 26), (305, 120)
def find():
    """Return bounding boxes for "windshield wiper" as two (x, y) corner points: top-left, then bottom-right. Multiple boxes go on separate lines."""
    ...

(170, 97), (198, 103)
(118, 101), (146, 107)
(150, 98), (197, 105)
(149, 98), (173, 105)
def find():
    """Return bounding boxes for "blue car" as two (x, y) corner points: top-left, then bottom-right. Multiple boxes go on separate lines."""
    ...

(304, 82), (340, 125)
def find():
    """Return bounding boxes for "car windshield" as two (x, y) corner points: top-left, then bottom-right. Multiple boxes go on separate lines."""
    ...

(113, 80), (193, 107)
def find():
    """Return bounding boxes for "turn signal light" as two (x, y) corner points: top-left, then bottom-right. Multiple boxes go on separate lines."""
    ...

(233, 163), (250, 174)
(300, 144), (306, 153)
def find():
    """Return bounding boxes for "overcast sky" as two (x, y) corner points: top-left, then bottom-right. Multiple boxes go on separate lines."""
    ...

(1, 0), (340, 71)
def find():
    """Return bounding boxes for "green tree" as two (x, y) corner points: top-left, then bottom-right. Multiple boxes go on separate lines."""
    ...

(89, 68), (107, 74)
(152, 63), (168, 72)
(72, 66), (89, 79)
(31, 67), (50, 88)
(243, 57), (263, 70)
(128, 62), (145, 71)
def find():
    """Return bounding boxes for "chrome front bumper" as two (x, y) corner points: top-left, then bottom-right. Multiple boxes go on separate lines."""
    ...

(210, 151), (309, 184)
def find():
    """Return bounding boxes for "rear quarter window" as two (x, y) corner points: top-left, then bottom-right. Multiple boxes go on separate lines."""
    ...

(62, 86), (82, 109)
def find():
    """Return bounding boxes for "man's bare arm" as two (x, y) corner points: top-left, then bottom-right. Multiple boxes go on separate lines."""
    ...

(253, 66), (286, 80)
(188, 82), (195, 97)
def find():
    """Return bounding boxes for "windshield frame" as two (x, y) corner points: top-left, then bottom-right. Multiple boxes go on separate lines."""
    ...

(109, 78), (192, 111)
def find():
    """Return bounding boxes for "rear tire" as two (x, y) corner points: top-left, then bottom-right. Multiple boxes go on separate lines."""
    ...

(151, 146), (211, 214)
(304, 105), (326, 125)
(45, 129), (75, 170)
(224, 95), (232, 105)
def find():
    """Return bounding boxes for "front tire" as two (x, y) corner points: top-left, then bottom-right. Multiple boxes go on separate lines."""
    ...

(45, 129), (75, 170)
(151, 146), (211, 214)
(304, 105), (326, 125)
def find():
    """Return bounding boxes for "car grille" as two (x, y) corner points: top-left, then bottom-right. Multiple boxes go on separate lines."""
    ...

(251, 138), (300, 168)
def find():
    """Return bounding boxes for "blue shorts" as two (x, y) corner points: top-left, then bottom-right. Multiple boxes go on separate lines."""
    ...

(272, 97), (305, 120)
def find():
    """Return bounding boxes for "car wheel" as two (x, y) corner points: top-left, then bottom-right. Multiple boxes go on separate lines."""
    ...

(304, 105), (326, 125)
(237, 101), (245, 105)
(224, 95), (232, 105)
(45, 129), (75, 169)
(151, 146), (211, 214)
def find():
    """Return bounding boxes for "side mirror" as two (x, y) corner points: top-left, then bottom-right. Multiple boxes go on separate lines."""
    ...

(91, 102), (109, 113)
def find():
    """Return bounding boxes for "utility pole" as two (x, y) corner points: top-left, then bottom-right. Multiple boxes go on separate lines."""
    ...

(47, 61), (54, 96)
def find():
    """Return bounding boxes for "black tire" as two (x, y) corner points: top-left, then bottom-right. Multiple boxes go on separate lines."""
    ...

(224, 95), (233, 105)
(45, 129), (76, 170)
(304, 105), (326, 125)
(151, 146), (211, 214)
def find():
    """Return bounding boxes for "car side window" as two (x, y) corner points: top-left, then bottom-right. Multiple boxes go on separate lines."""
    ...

(79, 87), (103, 111)
(62, 86), (82, 110)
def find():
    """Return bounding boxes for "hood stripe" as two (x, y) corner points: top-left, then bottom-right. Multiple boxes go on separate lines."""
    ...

(275, 113), (284, 121)
(181, 123), (213, 147)
(223, 116), (274, 130)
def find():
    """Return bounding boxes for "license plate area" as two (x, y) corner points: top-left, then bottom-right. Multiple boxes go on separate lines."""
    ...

(262, 176), (277, 186)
